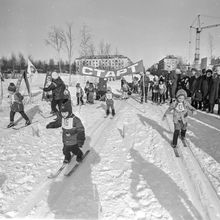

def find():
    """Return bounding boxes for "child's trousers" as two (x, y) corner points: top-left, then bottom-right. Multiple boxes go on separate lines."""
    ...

(172, 120), (187, 146)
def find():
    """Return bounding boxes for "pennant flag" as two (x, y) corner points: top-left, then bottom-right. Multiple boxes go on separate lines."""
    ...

(27, 59), (38, 78)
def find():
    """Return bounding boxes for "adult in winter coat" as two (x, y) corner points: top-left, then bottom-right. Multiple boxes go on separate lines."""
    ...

(60, 99), (85, 163)
(7, 83), (31, 128)
(189, 68), (197, 97)
(201, 69), (212, 111)
(191, 71), (203, 109)
(87, 82), (95, 104)
(177, 72), (190, 96)
(139, 73), (150, 103)
(43, 72), (66, 120)
(165, 70), (178, 102)
(209, 67), (220, 114)
(84, 81), (90, 103)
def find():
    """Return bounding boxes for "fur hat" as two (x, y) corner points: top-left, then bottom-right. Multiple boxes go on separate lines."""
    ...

(176, 89), (187, 98)
(206, 69), (212, 74)
(51, 71), (59, 79)
(8, 82), (16, 92)
(60, 100), (72, 116)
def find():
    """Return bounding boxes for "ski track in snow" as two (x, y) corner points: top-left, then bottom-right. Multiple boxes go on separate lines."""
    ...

(0, 75), (220, 219)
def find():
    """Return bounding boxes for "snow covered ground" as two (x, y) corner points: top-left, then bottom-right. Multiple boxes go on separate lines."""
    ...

(0, 74), (220, 219)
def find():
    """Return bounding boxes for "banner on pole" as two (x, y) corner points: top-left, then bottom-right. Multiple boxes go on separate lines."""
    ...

(16, 70), (31, 97)
(78, 60), (144, 78)
(27, 59), (38, 78)
(42, 72), (53, 101)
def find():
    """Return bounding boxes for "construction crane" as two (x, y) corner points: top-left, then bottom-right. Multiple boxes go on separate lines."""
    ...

(190, 14), (220, 69)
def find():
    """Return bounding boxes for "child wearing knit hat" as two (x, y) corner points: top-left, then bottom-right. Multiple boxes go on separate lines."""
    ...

(60, 100), (85, 163)
(162, 89), (196, 148)
(7, 82), (31, 128)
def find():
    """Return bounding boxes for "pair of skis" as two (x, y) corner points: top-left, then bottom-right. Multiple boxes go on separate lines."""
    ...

(48, 150), (90, 179)
(172, 139), (188, 157)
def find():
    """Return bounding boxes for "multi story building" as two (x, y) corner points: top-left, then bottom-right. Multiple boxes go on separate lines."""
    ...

(158, 55), (178, 71)
(75, 55), (132, 72)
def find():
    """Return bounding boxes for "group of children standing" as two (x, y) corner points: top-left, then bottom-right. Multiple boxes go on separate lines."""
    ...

(150, 76), (167, 104)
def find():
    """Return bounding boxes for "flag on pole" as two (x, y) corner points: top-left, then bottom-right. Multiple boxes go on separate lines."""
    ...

(27, 59), (38, 78)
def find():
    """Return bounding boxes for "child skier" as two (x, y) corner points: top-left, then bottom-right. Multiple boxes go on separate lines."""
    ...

(100, 86), (115, 117)
(7, 82), (31, 128)
(60, 99), (85, 164)
(162, 89), (196, 148)
(76, 83), (84, 105)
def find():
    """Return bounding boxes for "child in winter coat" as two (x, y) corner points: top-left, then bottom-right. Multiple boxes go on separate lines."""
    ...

(100, 86), (116, 117)
(162, 89), (196, 148)
(158, 80), (167, 104)
(122, 82), (130, 99)
(76, 83), (84, 105)
(152, 80), (159, 103)
(7, 82), (31, 128)
(60, 99), (85, 163)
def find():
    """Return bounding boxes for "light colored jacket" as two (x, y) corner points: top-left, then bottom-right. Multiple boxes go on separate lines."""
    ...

(164, 100), (195, 124)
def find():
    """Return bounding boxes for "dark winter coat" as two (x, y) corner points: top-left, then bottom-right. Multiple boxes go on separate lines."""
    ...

(10, 92), (24, 112)
(166, 71), (178, 98)
(43, 77), (66, 100)
(139, 75), (150, 89)
(191, 76), (203, 101)
(201, 75), (212, 100)
(62, 115), (85, 146)
(209, 75), (220, 104)
(88, 85), (95, 103)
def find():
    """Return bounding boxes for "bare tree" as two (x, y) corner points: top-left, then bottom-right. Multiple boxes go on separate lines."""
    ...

(45, 26), (63, 73)
(98, 40), (105, 56)
(88, 43), (96, 56)
(79, 24), (92, 57)
(98, 40), (111, 55)
(60, 22), (74, 84)
(98, 40), (112, 69)
(104, 42), (111, 55)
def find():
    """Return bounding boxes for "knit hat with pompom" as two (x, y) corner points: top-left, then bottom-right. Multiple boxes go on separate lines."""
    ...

(176, 89), (187, 98)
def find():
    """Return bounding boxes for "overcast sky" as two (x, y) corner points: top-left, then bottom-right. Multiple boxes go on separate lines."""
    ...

(1, 0), (220, 67)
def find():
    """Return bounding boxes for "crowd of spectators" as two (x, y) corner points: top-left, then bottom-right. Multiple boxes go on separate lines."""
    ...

(122, 66), (220, 115)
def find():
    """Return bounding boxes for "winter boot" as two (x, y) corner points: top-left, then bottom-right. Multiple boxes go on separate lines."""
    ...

(76, 152), (83, 163)
(180, 130), (186, 140)
(25, 120), (31, 126)
(112, 109), (115, 116)
(53, 112), (61, 121)
(7, 122), (15, 128)
(172, 144), (177, 148)
(63, 159), (70, 164)
(106, 109), (110, 116)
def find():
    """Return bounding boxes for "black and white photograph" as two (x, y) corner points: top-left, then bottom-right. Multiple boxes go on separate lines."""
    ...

(0, 0), (220, 219)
